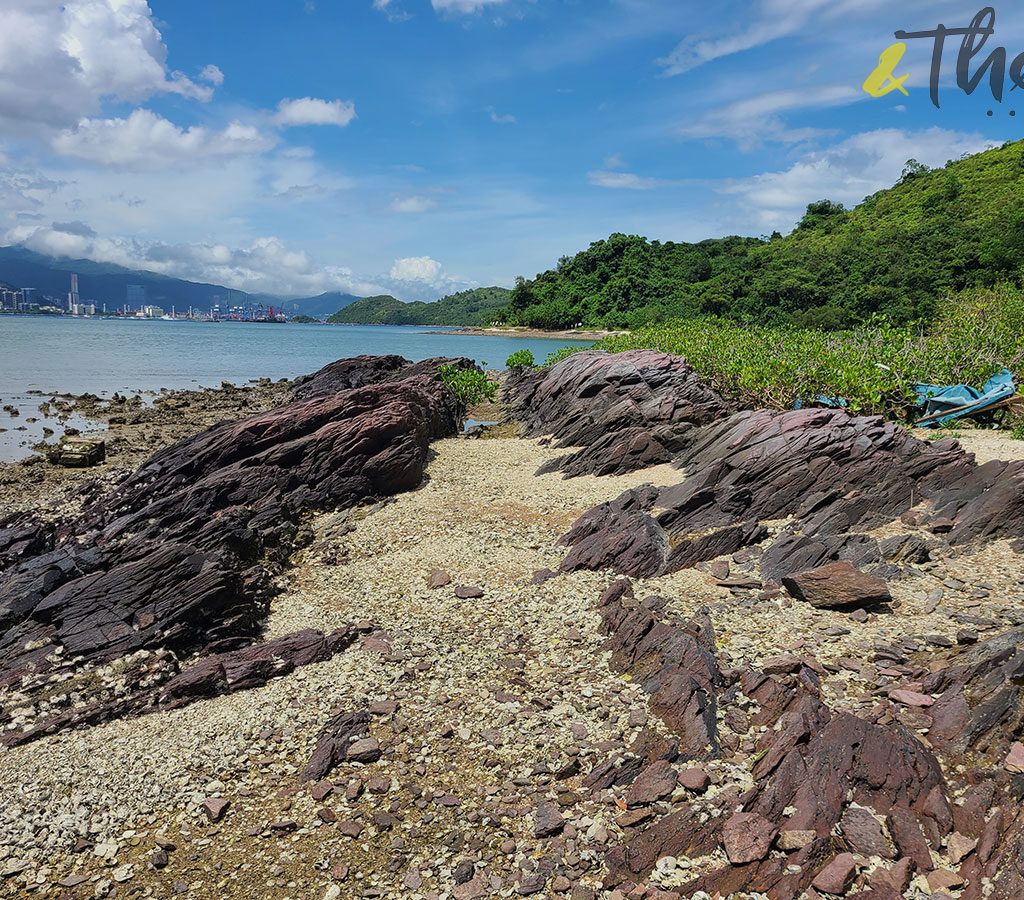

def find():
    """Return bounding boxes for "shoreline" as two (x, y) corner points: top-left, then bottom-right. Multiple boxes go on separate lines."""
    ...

(426, 325), (624, 340)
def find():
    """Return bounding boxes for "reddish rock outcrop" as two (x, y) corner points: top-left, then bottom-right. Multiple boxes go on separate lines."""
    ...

(0, 356), (471, 742)
(506, 350), (731, 478)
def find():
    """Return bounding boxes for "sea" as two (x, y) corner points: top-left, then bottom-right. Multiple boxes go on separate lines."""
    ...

(0, 316), (592, 462)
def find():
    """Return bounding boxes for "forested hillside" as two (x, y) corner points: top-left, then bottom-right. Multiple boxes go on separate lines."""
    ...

(504, 140), (1024, 329)
(328, 287), (510, 325)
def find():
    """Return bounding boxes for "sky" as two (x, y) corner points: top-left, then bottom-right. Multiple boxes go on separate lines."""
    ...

(0, 0), (1021, 300)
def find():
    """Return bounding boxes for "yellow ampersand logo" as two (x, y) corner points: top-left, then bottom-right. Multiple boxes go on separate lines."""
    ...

(863, 42), (911, 97)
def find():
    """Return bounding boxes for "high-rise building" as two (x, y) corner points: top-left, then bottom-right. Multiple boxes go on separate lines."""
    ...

(126, 284), (146, 309)
(68, 273), (80, 313)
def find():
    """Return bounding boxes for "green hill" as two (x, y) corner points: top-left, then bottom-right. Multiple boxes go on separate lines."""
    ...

(504, 140), (1024, 330)
(327, 287), (511, 325)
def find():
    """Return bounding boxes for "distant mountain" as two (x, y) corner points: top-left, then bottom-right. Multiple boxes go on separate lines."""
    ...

(277, 291), (364, 320)
(0, 246), (256, 312)
(327, 287), (512, 325)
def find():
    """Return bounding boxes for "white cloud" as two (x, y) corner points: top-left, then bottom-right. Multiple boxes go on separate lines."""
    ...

(720, 127), (995, 229)
(487, 107), (516, 124)
(432, 0), (507, 13)
(677, 85), (860, 149)
(603, 153), (625, 169)
(372, 0), (410, 20)
(51, 109), (275, 170)
(587, 171), (660, 190)
(391, 195), (438, 213)
(390, 256), (444, 281)
(198, 64), (225, 86)
(273, 97), (357, 128)
(0, 0), (219, 133)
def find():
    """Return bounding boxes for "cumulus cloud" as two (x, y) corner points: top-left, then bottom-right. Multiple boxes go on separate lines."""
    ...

(720, 127), (995, 229)
(390, 256), (444, 281)
(0, 0), (220, 133)
(198, 64), (225, 86)
(274, 97), (356, 128)
(391, 195), (438, 213)
(51, 109), (275, 170)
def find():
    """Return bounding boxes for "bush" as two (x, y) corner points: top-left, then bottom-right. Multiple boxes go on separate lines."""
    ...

(573, 285), (1024, 419)
(505, 349), (536, 369)
(437, 365), (497, 406)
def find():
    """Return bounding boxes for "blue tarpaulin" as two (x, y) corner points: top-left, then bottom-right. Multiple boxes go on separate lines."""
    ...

(913, 368), (1016, 427)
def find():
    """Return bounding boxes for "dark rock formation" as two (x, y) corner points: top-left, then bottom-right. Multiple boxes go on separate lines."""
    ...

(560, 406), (1024, 579)
(506, 350), (730, 478)
(0, 356), (471, 742)
(303, 709), (376, 781)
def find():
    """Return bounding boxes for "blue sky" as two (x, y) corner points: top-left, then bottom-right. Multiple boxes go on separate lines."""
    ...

(0, 0), (1020, 299)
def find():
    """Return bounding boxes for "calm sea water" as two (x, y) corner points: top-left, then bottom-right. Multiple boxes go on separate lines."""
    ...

(0, 316), (591, 462)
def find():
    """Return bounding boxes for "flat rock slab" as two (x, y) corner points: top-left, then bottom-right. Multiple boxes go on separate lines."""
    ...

(782, 560), (892, 610)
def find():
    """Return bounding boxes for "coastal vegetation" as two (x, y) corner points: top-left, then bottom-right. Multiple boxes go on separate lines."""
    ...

(328, 287), (511, 326)
(437, 364), (497, 406)
(503, 140), (1024, 330)
(289, 314), (320, 324)
(572, 286), (1024, 419)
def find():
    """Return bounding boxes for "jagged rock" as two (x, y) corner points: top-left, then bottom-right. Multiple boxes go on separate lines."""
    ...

(812, 853), (857, 894)
(625, 760), (677, 807)
(533, 802), (565, 838)
(559, 405), (1024, 580)
(782, 561), (892, 610)
(505, 349), (730, 478)
(303, 710), (375, 781)
(0, 356), (468, 741)
(159, 626), (364, 707)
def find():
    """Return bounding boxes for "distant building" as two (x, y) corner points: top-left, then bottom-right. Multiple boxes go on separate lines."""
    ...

(67, 273), (80, 313)
(126, 284), (146, 309)
(139, 305), (164, 318)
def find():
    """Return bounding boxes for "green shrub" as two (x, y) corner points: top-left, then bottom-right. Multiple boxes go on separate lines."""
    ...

(576, 286), (1024, 420)
(437, 365), (497, 406)
(542, 345), (583, 367)
(505, 349), (536, 369)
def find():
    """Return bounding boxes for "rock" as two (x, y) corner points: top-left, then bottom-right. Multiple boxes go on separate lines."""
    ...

(626, 760), (677, 807)
(150, 850), (169, 869)
(947, 831), (977, 864)
(427, 570), (451, 589)
(534, 802), (565, 838)
(454, 585), (484, 599)
(303, 710), (373, 781)
(782, 561), (891, 610)
(347, 737), (381, 763)
(812, 853), (857, 894)
(505, 349), (730, 478)
(1005, 742), (1024, 773)
(677, 767), (710, 793)
(453, 877), (489, 900)
(722, 812), (777, 864)
(203, 798), (229, 822)
(310, 780), (333, 801)
(889, 689), (935, 708)
(840, 807), (893, 859)
(0, 356), (469, 742)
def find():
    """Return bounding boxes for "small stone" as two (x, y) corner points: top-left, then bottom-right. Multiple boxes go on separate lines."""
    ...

(111, 864), (135, 883)
(947, 831), (978, 864)
(150, 850), (169, 869)
(762, 654), (802, 675)
(889, 688), (934, 707)
(850, 608), (869, 623)
(722, 811), (777, 864)
(1004, 741), (1024, 773)
(453, 877), (489, 900)
(677, 767), (710, 792)
(203, 798), (230, 822)
(626, 760), (677, 807)
(347, 737), (381, 763)
(534, 802), (565, 838)
(926, 869), (964, 892)
(324, 886), (342, 900)
(339, 821), (364, 838)
(59, 874), (89, 887)
(428, 569), (452, 588)
(812, 853), (856, 894)
(454, 585), (484, 599)
(404, 871), (423, 890)
(310, 780), (333, 801)
(331, 862), (349, 881)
